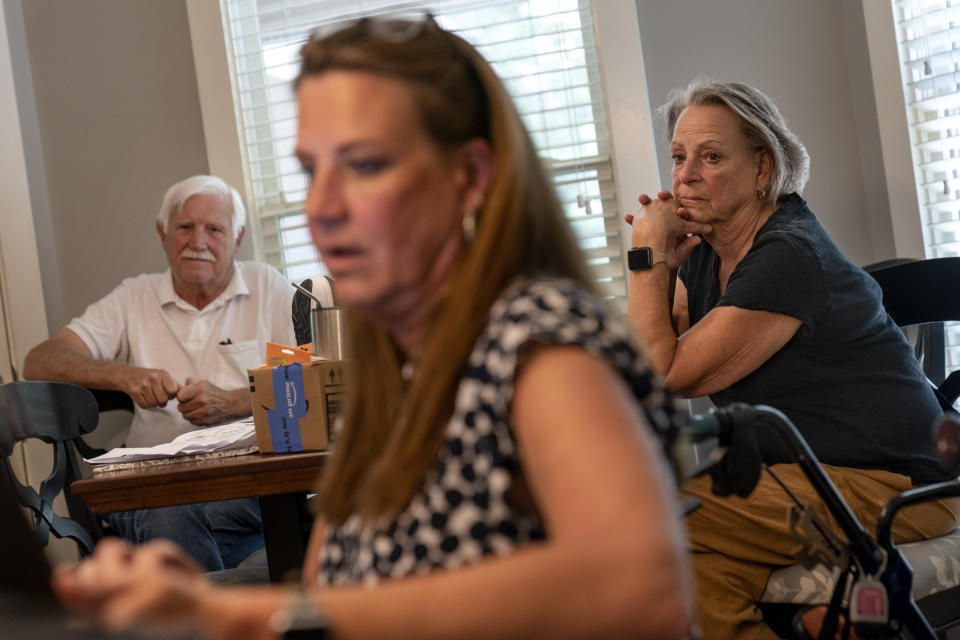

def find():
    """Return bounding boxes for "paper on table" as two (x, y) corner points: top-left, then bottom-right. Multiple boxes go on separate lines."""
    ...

(85, 418), (258, 464)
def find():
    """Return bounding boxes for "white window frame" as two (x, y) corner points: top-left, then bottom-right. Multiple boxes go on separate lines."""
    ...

(185, 0), (660, 307)
(862, 0), (930, 259)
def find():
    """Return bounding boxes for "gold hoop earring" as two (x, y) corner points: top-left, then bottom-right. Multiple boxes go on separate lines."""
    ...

(462, 206), (478, 243)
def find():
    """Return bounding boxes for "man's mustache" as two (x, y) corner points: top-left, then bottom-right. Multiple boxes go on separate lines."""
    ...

(180, 249), (216, 262)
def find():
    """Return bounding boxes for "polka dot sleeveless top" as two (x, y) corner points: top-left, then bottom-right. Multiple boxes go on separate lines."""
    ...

(317, 277), (677, 586)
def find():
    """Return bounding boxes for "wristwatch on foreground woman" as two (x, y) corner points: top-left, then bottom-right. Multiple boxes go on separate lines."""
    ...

(627, 247), (668, 270)
(269, 586), (330, 639)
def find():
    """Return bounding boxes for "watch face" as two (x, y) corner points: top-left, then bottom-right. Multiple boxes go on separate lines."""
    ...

(628, 247), (653, 270)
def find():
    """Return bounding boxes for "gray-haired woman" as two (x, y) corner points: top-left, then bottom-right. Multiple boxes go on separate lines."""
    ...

(626, 78), (960, 639)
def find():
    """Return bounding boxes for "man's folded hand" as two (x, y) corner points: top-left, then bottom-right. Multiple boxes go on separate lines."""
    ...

(176, 378), (242, 426)
(124, 368), (180, 409)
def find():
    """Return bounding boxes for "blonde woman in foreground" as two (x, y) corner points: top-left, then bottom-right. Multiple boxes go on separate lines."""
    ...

(53, 16), (693, 640)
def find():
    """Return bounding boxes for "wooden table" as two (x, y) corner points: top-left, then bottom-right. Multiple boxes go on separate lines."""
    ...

(71, 451), (328, 583)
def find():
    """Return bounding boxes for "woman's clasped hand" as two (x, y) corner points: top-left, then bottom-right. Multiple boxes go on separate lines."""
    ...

(625, 191), (712, 271)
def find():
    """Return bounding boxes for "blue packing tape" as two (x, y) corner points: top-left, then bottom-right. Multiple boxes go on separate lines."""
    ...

(266, 363), (306, 452)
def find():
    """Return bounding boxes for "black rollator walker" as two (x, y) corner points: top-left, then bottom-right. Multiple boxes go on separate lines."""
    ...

(684, 404), (960, 640)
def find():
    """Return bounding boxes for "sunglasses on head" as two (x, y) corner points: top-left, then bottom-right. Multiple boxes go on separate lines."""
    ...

(310, 11), (440, 44)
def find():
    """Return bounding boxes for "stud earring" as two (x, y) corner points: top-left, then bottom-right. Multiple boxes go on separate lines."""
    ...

(756, 189), (767, 201)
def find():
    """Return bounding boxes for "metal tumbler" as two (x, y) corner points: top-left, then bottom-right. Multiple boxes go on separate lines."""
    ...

(310, 306), (344, 360)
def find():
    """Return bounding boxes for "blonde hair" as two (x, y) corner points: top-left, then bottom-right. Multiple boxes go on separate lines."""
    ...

(298, 18), (592, 523)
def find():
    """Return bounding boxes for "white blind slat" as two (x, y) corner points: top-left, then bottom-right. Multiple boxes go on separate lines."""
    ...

(224, 0), (625, 306)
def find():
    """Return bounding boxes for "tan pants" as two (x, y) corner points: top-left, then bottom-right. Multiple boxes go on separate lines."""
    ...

(683, 464), (960, 640)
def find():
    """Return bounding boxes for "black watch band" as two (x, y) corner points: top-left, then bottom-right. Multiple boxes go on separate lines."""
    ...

(627, 247), (667, 271)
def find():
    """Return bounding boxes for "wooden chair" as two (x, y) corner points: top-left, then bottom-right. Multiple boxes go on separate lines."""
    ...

(0, 381), (104, 556)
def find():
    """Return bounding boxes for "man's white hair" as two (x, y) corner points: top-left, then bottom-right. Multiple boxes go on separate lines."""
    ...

(156, 175), (246, 240)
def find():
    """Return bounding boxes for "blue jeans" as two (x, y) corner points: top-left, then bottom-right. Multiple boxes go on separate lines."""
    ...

(104, 497), (263, 571)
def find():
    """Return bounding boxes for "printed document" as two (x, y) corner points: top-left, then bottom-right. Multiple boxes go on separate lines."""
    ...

(86, 418), (257, 464)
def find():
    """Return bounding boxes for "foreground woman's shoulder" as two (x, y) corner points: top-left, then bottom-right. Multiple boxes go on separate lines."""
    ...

(484, 277), (678, 435)
(493, 276), (613, 325)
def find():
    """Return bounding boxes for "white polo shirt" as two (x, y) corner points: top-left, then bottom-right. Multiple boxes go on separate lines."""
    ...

(67, 261), (295, 447)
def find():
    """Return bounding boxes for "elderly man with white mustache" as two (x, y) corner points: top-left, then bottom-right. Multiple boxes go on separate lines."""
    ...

(24, 175), (295, 571)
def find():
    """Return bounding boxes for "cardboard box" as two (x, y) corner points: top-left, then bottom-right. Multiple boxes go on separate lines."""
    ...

(248, 360), (346, 453)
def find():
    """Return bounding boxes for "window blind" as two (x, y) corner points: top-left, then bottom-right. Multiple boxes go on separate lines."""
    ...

(222, 0), (627, 305)
(891, 0), (960, 383)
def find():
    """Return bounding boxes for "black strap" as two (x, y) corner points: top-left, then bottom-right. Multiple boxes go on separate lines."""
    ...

(818, 563), (855, 640)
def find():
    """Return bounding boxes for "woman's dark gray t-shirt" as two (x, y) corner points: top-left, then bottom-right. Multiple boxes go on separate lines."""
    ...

(678, 193), (949, 483)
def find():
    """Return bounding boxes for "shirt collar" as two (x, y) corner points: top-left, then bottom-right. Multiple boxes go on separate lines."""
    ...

(158, 262), (249, 312)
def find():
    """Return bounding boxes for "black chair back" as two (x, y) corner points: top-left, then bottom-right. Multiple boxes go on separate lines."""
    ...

(866, 257), (960, 408)
(72, 388), (134, 460)
(0, 381), (103, 555)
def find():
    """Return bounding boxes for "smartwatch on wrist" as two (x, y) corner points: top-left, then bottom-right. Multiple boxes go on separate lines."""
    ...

(627, 247), (667, 271)
(270, 588), (330, 639)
